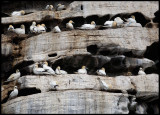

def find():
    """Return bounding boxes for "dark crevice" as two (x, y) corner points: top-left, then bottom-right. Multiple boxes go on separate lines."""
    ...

(87, 45), (98, 55)
(81, 5), (83, 10)
(48, 53), (57, 57)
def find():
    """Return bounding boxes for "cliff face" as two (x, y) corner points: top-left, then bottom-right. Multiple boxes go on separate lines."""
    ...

(1, 1), (159, 114)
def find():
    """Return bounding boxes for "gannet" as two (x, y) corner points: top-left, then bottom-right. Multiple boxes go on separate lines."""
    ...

(114, 17), (124, 24)
(138, 67), (146, 75)
(97, 77), (111, 91)
(46, 5), (54, 11)
(104, 21), (117, 28)
(37, 24), (46, 33)
(14, 24), (25, 34)
(78, 21), (96, 30)
(6, 69), (21, 82)
(33, 63), (49, 75)
(8, 25), (14, 31)
(124, 15), (137, 26)
(53, 26), (61, 33)
(56, 4), (66, 11)
(8, 86), (18, 101)
(75, 66), (87, 74)
(66, 20), (74, 30)
(96, 67), (106, 76)
(11, 10), (25, 16)
(50, 81), (59, 89)
(55, 66), (67, 75)
(30, 21), (37, 33)
(42, 61), (55, 75)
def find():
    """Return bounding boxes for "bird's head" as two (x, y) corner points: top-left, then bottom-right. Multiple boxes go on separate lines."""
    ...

(16, 69), (19, 73)
(20, 10), (25, 15)
(131, 15), (135, 19)
(139, 67), (143, 70)
(34, 64), (39, 68)
(32, 21), (36, 26)
(57, 66), (61, 70)
(37, 24), (40, 27)
(9, 25), (14, 28)
(50, 5), (54, 9)
(21, 24), (25, 29)
(41, 24), (46, 27)
(57, 4), (62, 7)
(112, 21), (117, 27)
(91, 21), (96, 25)
(44, 61), (48, 66)
(82, 66), (87, 69)
(101, 67), (105, 71)
(69, 20), (74, 24)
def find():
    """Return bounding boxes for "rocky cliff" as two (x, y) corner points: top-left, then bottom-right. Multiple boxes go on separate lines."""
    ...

(1, 1), (159, 114)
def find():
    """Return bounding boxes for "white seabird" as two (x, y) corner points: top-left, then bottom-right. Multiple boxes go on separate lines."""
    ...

(8, 25), (14, 31)
(50, 81), (59, 90)
(11, 10), (25, 16)
(78, 21), (96, 30)
(33, 63), (49, 75)
(8, 86), (18, 101)
(124, 15), (137, 26)
(42, 61), (55, 75)
(56, 4), (66, 11)
(138, 67), (146, 75)
(30, 21), (37, 33)
(66, 20), (74, 30)
(37, 24), (46, 33)
(14, 24), (25, 34)
(46, 5), (54, 11)
(96, 67), (106, 76)
(53, 26), (61, 33)
(114, 17), (124, 24)
(97, 77), (111, 91)
(5, 69), (21, 82)
(55, 66), (67, 75)
(104, 20), (117, 28)
(75, 66), (87, 74)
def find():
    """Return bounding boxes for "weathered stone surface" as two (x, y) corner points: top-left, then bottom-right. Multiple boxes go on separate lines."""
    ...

(1, 90), (129, 114)
(18, 28), (158, 63)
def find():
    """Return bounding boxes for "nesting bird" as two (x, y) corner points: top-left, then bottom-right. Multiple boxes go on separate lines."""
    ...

(75, 66), (87, 74)
(5, 69), (21, 82)
(56, 4), (66, 11)
(53, 26), (61, 33)
(138, 67), (146, 75)
(37, 24), (47, 33)
(55, 66), (67, 75)
(96, 67), (106, 76)
(14, 24), (25, 34)
(46, 5), (54, 11)
(8, 25), (14, 31)
(78, 21), (96, 30)
(124, 15), (137, 26)
(97, 77), (111, 91)
(114, 17), (124, 27)
(66, 20), (74, 30)
(104, 21), (117, 28)
(30, 21), (37, 33)
(42, 61), (55, 75)
(33, 63), (49, 75)
(8, 86), (18, 101)
(50, 81), (59, 90)
(11, 10), (25, 16)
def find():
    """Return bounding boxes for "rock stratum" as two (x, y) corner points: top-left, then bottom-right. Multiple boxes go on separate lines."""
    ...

(1, 1), (159, 114)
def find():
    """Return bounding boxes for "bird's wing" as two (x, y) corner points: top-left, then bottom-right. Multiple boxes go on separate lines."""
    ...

(7, 74), (15, 81)
(104, 21), (113, 25)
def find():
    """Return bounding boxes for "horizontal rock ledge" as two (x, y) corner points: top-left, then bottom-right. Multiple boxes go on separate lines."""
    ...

(2, 74), (158, 102)
(18, 27), (158, 63)
(2, 90), (128, 114)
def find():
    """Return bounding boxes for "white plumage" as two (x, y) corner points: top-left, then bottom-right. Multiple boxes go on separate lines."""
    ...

(42, 61), (55, 75)
(66, 20), (74, 29)
(37, 24), (46, 33)
(114, 17), (124, 27)
(55, 66), (67, 75)
(11, 10), (25, 16)
(76, 66), (87, 74)
(30, 22), (37, 33)
(50, 81), (59, 89)
(78, 21), (96, 30)
(6, 69), (21, 82)
(46, 5), (53, 11)
(104, 21), (117, 27)
(138, 67), (146, 75)
(96, 68), (106, 76)
(8, 86), (18, 101)
(57, 4), (66, 11)
(33, 64), (49, 75)
(8, 25), (14, 31)
(53, 26), (61, 33)
(124, 15), (137, 27)
(14, 24), (25, 34)
(97, 78), (111, 90)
